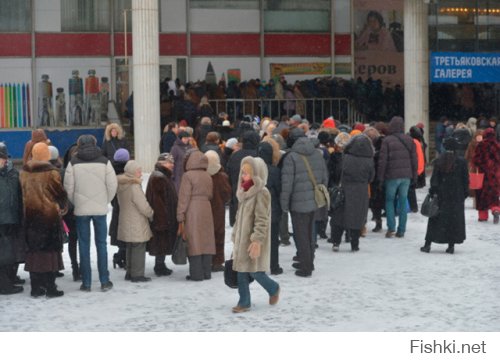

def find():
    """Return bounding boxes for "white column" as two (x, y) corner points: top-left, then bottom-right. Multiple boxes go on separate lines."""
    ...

(404, 0), (429, 136)
(132, 0), (160, 172)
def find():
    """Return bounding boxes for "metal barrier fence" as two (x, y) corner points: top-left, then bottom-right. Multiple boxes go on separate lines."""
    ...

(208, 98), (365, 126)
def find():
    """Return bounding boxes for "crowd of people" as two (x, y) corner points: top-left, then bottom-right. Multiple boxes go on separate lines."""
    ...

(1, 111), (499, 313)
(152, 75), (497, 133)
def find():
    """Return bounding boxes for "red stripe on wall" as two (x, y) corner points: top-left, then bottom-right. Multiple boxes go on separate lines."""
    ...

(0, 34), (31, 56)
(335, 34), (351, 56)
(114, 33), (132, 56)
(265, 34), (331, 56)
(36, 33), (111, 56)
(160, 34), (187, 55)
(191, 34), (260, 56)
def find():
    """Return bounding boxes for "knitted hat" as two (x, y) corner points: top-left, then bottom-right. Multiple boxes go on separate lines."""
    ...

(290, 114), (302, 123)
(353, 123), (366, 132)
(322, 118), (336, 129)
(158, 152), (174, 163)
(222, 120), (231, 127)
(335, 132), (351, 149)
(205, 150), (221, 176)
(0, 142), (8, 159)
(48, 145), (59, 161)
(32, 142), (51, 162)
(114, 148), (130, 162)
(225, 138), (238, 150)
(350, 129), (362, 137)
(124, 160), (141, 176)
(178, 131), (190, 139)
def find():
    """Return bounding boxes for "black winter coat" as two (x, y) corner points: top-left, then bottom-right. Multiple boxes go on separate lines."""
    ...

(160, 131), (177, 153)
(425, 155), (468, 244)
(331, 135), (374, 230)
(0, 161), (22, 225)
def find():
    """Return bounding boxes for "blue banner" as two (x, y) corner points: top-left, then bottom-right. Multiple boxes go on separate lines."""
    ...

(430, 52), (500, 83)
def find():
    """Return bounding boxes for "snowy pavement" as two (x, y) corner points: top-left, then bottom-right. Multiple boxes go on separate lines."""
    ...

(1, 183), (499, 332)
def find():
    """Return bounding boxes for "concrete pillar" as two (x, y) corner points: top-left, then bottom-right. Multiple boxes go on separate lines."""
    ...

(404, 0), (429, 140)
(132, 0), (160, 172)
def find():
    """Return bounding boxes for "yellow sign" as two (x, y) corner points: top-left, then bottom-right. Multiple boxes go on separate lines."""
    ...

(270, 63), (331, 78)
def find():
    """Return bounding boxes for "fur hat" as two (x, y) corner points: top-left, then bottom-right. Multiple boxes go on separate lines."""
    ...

(205, 150), (221, 176)
(114, 148), (130, 162)
(124, 160), (141, 177)
(225, 138), (238, 150)
(335, 132), (351, 149)
(48, 145), (59, 161)
(158, 152), (174, 163)
(0, 142), (8, 159)
(32, 142), (51, 162)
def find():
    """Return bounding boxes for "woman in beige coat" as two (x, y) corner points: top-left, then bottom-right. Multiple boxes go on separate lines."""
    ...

(231, 156), (280, 313)
(117, 160), (154, 282)
(177, 150), (215, 281)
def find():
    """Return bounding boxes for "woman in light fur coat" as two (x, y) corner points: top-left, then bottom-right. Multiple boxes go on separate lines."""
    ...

(117, 160), (154, 282)
(102, 122), (129, 161)
(231, 156), (280, 313)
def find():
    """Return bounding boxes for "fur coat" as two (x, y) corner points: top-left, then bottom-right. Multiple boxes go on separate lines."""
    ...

(473, 129), (500, 210)
(20, 161), (68, 253)
(231, 156), (271, 273)
(146, 164), (178, 255)
(116, 173), (153, 243)
(176, 151), (215, 256)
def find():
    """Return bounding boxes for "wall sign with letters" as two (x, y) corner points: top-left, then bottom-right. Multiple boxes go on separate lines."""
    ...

(430, 52), (500, 83)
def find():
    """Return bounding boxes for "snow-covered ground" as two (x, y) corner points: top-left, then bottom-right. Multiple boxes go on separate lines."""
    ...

(1, 180), (499, 332)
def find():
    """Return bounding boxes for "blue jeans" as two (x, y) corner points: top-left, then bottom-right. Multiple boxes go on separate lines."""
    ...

(76, 215), (110, 287)
(384, 178), (411, 233)
(237, 271), (279, 308)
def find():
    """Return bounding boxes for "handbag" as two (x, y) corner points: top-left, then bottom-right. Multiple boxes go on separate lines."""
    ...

(469, 170), (484, 190)
(224, 259), (238, 288)
(223, 259), (254, 289)
(300, 155), (330, 209)
(421, 194), (439, 218)
(329, 184), (345, 211)
(171, 234), (188, 265)
(61, 220), (69, 244)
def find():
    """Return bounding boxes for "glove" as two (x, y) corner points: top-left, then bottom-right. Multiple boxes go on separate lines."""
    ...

(247, 241), (261, 260)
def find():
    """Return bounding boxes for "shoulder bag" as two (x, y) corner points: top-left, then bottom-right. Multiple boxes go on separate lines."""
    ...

(300, 155), (330, 209)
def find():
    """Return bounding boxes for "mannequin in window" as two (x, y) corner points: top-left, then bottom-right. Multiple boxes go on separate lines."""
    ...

(69, 70), (84, 126)
(38, 74), (54, 127)
(85, 69), (101, 125)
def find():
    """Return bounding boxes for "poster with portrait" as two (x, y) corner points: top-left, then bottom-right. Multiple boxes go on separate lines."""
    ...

(354, 0), (404, 87)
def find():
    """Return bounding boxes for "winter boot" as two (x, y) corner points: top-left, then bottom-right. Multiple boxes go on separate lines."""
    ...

(72, 263), (81, 282)
(154, 263), (173, 276)
(420, 240), (431, 253)
(30, 272), (46, 298)
(445, 244), (455, 254)
(45, 273), (64, 298)
(372, 219), (382, 232)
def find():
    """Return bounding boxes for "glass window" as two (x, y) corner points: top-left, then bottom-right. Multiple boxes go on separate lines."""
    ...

(264, 0), (330, 32)
(430, 0), (500, 51)
(190, 0), (258, 9)
(61, 0), (110, 32)
(0, 0), (31, 32)
(113, 0), (132, 32)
